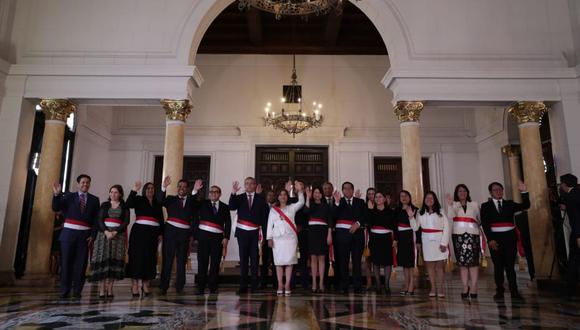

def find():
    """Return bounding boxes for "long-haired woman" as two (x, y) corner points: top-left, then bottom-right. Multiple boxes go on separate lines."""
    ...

(395, 190), (419, 295)
(126, 181), (164, 297)
(90, 184), (130, 299)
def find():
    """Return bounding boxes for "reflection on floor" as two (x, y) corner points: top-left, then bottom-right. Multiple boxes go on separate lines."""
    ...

(1, 273), (579, 329)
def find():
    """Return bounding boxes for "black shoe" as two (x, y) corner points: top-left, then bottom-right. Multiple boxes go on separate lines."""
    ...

(210, 288), (218, 294)
(159, 289), (167, 295)
(176, 289), (184, 294)
(237, 288), (248, 295)
(59, 292), (70, 299)
(384, 288), (391, 295)
(195, 289), (204, 296)
(72, 292), (82, 299)
(493, 292), (504, 300)
(470, 293), (478, 300)
(354, 288), (363, 294)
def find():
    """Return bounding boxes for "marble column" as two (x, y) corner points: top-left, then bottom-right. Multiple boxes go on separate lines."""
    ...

(502, 145), (523, 203)
(26, 99), (76, 277)
(394, 101), (424, 206)
(507, 101), (554, 278)
(161, 99), (191, 195)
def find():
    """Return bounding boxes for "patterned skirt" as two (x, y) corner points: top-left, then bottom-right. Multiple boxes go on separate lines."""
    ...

(452, 233), (481, 267)
(90, 231), (126, 281)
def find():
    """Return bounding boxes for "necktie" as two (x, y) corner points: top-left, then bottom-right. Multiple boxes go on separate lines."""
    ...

(79, 193), (86, 213)
(212, 202), (218, 215)
(497, 200), (502, 213)
(347, 199), (352, 206)
(248, 193), (253, 209)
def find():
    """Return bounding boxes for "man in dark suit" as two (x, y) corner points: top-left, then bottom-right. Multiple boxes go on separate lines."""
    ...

(52, 174), (100, 299)
(560, 173), (580, 297)
(158, 177), (202, 294)
(481, 181), (530, 301)
(192, 185), (232, 295)
(229, 177), (268, 294)
(333, 181), (367, 294)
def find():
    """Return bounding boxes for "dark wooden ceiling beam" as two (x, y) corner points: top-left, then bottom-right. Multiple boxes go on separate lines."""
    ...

(324, 12), (343, 47)
(246, 8), (263, 46)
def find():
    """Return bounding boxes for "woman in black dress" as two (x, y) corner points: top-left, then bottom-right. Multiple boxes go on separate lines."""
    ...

(304, 186), (333, 293)
(364, 187), (376, 291)
(125, 181), (164, 297)
(395, 190), (420, 295)
(367, 191), (397, 294)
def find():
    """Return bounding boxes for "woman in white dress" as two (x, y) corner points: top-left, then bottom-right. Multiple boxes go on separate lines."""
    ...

(408, 191), (450, 298)
(446, 184), (481, 300)
(267, 181), (305, 296)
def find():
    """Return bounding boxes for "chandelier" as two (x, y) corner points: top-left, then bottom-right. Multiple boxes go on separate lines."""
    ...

(238, 0), (344, 20)
(264, 55), (323, 137)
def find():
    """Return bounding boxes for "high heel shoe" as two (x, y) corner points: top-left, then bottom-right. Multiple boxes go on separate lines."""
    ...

(142, 287), (151, 297)
(470, 293), (478, 300)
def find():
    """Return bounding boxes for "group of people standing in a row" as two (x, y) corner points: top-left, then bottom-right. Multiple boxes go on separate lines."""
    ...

(51, 172), (580, 301)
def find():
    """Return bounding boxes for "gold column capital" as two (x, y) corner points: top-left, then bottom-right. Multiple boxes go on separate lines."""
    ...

(502, 144), (521, 157)
(161, 99), (192, 122)
(507, 101), (548, 125)
(39, 99), (76, 122)
(394, 101), (424, 123)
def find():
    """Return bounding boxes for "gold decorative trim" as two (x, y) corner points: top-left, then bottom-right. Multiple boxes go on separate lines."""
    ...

(393, 101), (424, 123)
(39, 99), (76, 122)
(507, 101), (548, 124)
(502, 145), (521, 157)
(161, 99), (192, 122)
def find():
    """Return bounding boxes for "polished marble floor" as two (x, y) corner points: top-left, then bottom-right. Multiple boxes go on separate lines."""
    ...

(1, 272), (579, 329)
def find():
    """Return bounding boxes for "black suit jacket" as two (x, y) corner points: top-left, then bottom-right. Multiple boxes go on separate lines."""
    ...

(193, 200), (232, 240)
(158, 191), (197, 232)
(564, 187), (580, 241)
(229, 192), (268, 237)
(334, 196), (367, 231)
(481, 192), (530, 242)
(52, 191), (100, 240)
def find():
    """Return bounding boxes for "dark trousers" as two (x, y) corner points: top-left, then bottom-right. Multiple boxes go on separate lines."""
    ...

(59, 229), (90, 295)
(567, 239), (580, 295)
(260, 244), (277, 288)
(160, 225), (190, 291)
(335, 228), (364, 291)
(489, 231), (518, 294)
(237, 230), (259, 290)
(196, 232), (223, 291)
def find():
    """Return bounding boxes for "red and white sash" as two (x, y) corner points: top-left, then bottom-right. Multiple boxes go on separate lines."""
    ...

(370, 226), (393, 235)
(336, 219), (354, 230)
(397, 222), (413, 232)
(167, 217), (191, 229)
(104, 217), (122, 228)
(308, 218), (327, 226)
(64, 218), (91, 231)
(135, 216), (160, 227)
(199, 220), (224, 234)
(273, 207), (298, 236)
(237, 219), (259, 231)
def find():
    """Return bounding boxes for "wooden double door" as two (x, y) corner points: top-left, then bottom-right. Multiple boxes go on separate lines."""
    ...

(255, 146), (328, 192)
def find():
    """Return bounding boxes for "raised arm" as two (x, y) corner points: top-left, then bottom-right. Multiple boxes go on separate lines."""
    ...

(514, 181), (530, 212)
